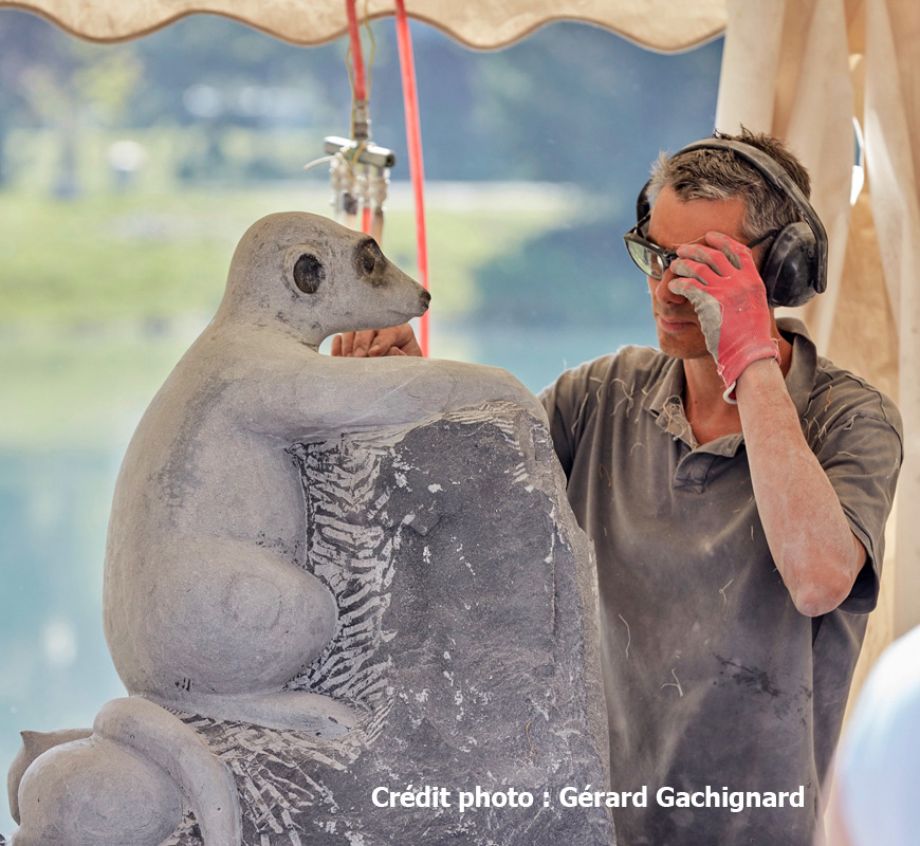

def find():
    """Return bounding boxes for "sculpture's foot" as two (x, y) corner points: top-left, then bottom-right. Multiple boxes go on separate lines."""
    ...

(11, 697), (241, 846)
(7, 729), (93, 824)
(151, 689), (360, 736)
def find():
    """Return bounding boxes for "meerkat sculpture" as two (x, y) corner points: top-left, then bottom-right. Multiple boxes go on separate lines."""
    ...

(102, 211), (538, 731)
(7, 212), (610, 846)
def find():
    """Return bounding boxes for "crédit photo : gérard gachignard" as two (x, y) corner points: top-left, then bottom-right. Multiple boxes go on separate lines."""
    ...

(371, 782), (806, 814)
(559, 784), (806, 813)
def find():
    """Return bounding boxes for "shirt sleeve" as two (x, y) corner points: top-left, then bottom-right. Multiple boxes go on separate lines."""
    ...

(812, 407), (903, 614)
(539, 376), (576, 478)
(538, 359), (606, 479)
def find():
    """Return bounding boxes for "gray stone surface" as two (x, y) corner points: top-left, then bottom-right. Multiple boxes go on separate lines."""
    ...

(155, 403), (613, 845)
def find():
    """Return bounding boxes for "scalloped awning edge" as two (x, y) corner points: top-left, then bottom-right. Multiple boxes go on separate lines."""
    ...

(0, 0), (727, 52)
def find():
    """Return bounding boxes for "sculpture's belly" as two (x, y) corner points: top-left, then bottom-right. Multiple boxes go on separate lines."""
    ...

(170, 443), (306, 559)
(110, 430), (307, 565)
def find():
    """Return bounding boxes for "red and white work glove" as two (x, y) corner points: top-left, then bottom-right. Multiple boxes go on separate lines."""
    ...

(668, 231), (780, 403)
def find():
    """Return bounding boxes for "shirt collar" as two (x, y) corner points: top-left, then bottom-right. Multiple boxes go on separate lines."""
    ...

(643, 355), (694, 446)
(642, 315), (818, 422)
(644, 354), (685, 418)
(777, 316), (818, 418)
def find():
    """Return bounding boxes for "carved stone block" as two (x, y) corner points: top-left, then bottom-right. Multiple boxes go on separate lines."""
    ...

(6, 213), (613, 845)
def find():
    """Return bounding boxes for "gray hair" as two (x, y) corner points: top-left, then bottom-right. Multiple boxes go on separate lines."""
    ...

(646, 129), (812, 241)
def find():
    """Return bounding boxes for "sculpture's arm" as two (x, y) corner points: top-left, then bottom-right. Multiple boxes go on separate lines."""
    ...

(235, 350), (546, 441)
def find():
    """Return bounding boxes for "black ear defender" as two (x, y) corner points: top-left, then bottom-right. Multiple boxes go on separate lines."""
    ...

(634, 137), (828, 308)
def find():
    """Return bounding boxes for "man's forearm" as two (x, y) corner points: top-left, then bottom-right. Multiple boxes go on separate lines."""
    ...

(736, 359), (865, 617)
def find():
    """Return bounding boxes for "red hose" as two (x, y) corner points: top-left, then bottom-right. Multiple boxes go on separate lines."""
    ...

(394, 0), (430, 357)
(345, 1), (367, 103)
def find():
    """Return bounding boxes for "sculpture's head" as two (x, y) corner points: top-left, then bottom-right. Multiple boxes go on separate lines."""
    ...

(220, 212), (430, 341)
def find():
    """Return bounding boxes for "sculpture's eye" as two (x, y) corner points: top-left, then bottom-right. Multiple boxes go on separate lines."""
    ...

(358, 240), (383, 276)
(293, 253), (324, 294)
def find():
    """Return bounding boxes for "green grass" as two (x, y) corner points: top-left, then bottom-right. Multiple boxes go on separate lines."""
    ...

(0, 185), (565, 323)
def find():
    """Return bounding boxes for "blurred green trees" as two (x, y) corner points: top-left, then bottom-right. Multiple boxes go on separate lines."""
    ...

(0, 9), (721, 329)
(0, 9), (720, 190)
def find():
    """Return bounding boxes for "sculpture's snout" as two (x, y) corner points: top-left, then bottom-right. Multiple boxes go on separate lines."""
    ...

(419, 288), (431, 312)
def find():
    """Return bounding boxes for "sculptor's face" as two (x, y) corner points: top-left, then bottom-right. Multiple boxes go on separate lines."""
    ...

(645, 186), (749, 359)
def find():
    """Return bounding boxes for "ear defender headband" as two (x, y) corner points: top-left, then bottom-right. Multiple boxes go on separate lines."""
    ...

(635, 137), (828, 308)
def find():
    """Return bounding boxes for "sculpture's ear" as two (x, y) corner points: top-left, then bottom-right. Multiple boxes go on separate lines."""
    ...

(292, 253), (325, 294)
(20, 730), (41, 751)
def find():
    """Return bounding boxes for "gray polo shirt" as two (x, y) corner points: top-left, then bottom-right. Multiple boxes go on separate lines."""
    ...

(540, 318), (902, 846)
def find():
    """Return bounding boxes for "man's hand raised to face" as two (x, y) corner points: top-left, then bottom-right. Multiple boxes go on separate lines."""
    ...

(331, 324), (424, 358)
(667, 230), (780, 400)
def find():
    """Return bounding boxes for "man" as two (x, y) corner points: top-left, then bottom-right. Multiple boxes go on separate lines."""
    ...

(332, 130), (902, 845)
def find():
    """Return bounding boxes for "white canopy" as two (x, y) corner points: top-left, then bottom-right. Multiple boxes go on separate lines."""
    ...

(0, 0), (727, 50)
(714, 0), (919, 689)
(4, 0), (918, 677)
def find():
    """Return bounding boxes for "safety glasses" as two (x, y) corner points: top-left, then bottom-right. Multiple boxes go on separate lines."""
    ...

(623, 220), (776, 280)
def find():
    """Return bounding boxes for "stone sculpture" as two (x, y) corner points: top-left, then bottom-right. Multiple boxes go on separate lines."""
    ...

(6, 212), (613, 845)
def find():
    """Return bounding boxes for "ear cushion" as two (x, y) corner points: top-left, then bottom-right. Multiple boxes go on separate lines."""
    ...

(759, 222), (820, 307)
(636, 181), (652, 226)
